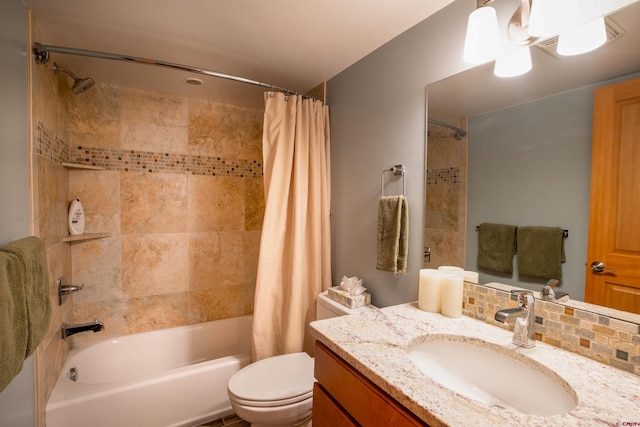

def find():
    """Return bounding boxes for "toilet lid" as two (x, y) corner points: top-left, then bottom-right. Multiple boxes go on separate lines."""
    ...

(228, 352), (314, 406)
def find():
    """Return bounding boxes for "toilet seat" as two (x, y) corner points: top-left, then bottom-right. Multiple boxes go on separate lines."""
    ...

(228, 352), (314, 408)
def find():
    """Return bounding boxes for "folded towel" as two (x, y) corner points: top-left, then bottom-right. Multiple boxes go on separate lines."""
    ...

(376, 195), (409, 276)
(517, 226), (565, 280)
(0, 237), (51, 358)
(477, 223), (517, 274)
(0, 251), (28, 392)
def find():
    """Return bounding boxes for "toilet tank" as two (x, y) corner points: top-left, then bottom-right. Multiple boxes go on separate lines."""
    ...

(316, 291), (377, 320)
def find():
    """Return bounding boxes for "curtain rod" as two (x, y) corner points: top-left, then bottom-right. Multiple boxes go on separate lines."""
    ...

(33, 42), (316, 100)
(427, 118), (467, 140)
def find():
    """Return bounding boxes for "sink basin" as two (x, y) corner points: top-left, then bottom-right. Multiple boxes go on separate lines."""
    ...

(407, 336), (577, 415)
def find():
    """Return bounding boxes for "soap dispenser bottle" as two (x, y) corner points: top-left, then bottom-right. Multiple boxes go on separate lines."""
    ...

(68, 198), (85, 235)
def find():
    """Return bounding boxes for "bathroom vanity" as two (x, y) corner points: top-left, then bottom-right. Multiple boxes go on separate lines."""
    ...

(313, 341), (424, 426)
(310, 303), (640, 426)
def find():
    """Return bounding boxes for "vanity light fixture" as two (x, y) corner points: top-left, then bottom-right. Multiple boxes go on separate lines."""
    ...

(464, 0), (611, 78)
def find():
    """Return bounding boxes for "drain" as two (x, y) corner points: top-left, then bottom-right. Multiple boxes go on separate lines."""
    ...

(68, 367), (78, 382)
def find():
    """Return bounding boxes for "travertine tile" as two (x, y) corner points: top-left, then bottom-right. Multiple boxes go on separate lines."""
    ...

(71, 236), (122, 303)
(188, 285), (246, 323)
(244, 230), (261, 287)
(188, 98), (263, 160)
(120, 172), (188, 234)
(121, 233), (189, 297)
(66, 84), (121, 150)
(36, 156), (69, 248)
(123, 292), (188, 334)
(121, 87), (188, 154)
(189, 231), (244, 290)
(245, 177), (265, 231)
(187, 175), (244, 232)
(68, 169), (121, 234)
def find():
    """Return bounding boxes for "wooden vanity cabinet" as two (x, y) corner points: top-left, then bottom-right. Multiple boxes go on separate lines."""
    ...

(313, 341), (428, 427)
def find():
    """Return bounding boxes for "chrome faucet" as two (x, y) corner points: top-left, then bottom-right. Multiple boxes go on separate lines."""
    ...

(540, 278), (569, 302)
(494, 290), (536, 348)
(61, 318), (104, 339)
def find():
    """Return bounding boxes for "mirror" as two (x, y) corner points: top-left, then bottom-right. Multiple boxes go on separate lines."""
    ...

(425, 0), (640, 319)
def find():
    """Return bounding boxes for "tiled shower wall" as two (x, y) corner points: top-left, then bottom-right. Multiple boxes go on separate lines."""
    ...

(31, 52), (264, 423)
(424, 118), (467, 268)
(63, 84), (264, 341)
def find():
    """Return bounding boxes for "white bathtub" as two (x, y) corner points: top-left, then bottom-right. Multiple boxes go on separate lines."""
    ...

(46, 315), (253, 427)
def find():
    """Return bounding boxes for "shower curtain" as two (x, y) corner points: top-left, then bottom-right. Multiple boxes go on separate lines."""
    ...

(252, 92), (331, 360)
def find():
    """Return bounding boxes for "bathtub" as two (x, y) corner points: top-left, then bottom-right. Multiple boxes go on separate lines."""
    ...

(46, 315), (253, 427)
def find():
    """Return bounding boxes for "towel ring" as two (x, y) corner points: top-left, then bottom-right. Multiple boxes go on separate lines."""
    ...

(381, 164), (405, 197)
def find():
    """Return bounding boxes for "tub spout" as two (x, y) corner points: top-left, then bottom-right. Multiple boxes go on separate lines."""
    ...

(62, 318), (104, 339)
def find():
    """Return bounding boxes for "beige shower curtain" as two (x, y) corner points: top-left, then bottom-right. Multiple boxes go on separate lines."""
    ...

(252, 92), (331, 360)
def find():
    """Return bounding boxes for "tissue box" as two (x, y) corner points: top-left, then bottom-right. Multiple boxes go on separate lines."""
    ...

(327, 286), (371, 309)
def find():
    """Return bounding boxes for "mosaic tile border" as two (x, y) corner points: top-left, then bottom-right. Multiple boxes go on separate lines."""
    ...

(462, 282), (640, 376)
(426, 167), (460, 185)
(35, 122), (69, 165)
(36, 121), (263, 178)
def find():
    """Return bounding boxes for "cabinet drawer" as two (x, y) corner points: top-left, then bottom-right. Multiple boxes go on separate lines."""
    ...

(313, 383), (358, 427)
(314, 341), (427, 427)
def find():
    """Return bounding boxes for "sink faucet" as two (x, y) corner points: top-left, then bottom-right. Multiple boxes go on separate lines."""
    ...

(540, 279), (569, 302)
(61, 318), (104, 339)
(494, 290), (536, 348)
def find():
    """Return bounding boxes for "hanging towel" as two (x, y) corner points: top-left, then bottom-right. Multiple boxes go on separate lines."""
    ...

(0, 251), (28, 392)
(376, 195), (409, 276)
(477, 223), (517, 274)
(517, 226), (565, 280)
(0, 236), (51, 358)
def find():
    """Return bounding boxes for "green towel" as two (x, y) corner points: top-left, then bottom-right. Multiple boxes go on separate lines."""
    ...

(0, 251), (28, 392)
(376, 195), (409, 276)
(0, 237), (51, 358)
(477, 223), (517, 274)
(517, 226), (565, 280)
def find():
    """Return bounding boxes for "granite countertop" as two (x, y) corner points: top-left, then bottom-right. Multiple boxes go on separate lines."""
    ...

(309, 302), (640, 426)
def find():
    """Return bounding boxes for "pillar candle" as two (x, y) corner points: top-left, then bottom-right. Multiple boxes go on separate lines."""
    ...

(438, 266), (464, 273)
(463, 270), (479, 284)
(418, 269), (443, 313)
(441, 273), (464, 318)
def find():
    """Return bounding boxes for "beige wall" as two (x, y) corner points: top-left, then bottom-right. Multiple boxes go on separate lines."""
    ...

(31, 53), (264, 425)
(423, 118), (467, 268)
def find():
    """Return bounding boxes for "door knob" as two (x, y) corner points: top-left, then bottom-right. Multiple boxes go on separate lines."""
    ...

(590, 261), (615, 274)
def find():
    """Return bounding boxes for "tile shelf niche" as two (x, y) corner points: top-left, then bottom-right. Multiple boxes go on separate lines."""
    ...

(62, 233), (112, 243)
(62, 162), (110, 243)
(62, 162), (104, 170)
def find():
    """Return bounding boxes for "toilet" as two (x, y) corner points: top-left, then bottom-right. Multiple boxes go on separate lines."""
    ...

(227, 291), (376, 427)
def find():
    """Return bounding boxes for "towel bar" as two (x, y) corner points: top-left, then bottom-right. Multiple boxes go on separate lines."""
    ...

(381, 164), (405, 197)
(475, 225), (568, 238)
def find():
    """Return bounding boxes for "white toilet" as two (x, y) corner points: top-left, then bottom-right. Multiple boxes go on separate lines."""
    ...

(227, 291), (376, 427)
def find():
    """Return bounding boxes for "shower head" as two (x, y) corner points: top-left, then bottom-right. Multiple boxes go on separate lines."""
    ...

(53, 63), (95, 95)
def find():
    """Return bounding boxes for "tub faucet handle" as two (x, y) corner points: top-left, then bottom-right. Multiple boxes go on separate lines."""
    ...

(57, 276), (85, 305)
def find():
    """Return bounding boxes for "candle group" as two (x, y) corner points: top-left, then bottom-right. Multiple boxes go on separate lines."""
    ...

(418, 266), (467, 318)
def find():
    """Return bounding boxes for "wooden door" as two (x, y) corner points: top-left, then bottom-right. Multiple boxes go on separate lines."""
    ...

(585, 77), (640, 314)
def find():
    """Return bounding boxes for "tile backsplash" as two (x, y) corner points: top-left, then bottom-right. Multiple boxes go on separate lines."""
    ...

(463, 282), (640, 376)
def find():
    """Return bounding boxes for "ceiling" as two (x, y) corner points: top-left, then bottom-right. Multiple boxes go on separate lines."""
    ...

(26, 0), (455, 108)
(428, 0), (640, 120)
